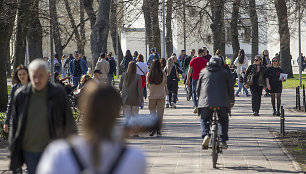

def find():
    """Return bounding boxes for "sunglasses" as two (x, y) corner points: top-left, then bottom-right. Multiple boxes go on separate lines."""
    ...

(272, 60), (278, 62)
(254, 59), (260, 61)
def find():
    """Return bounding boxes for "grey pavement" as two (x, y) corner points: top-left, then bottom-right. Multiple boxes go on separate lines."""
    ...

(1, 85), (306, 173)
(127, 87), (306, 174)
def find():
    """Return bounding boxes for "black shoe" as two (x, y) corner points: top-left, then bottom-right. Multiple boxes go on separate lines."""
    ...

(221, 141), (228, 149)
(272, 110), (277, 115)
(157, 130), (161, 137)
(253, 112), (259, 116)
(276, 111), (281, 116)
(149, 130), (156, 136)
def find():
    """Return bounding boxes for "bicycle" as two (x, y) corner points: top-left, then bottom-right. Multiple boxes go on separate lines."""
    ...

(209, 107), (222, 168)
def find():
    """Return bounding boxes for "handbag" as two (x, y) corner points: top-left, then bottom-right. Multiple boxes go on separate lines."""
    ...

(246, 72), (254, 85)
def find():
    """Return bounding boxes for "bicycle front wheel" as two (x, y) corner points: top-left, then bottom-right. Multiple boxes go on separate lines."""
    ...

(211, 127), (218, 168)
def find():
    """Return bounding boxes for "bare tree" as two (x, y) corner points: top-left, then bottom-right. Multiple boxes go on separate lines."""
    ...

(90, 0), (111, 67)
(166, 0), (173, 58)
(143, 0), (153, 50)
(249, 0), (258, 63)
(0, 0), (17, 111)
(231, 0), (240, 60)
(151, 0), (161, 53)
(210, 0), (225, 56)
(274, 0), (293, 77)
(27, 0), (43, 61)
(13, 0), (32, 70)
(110, 0), (124, 73)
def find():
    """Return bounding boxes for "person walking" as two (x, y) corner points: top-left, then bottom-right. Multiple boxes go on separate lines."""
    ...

(133, 51), (139, 61)
(147, 48), (160, 68)
(136, 54), (149, 108)
(119, 61), (143, 131)
(37, 84), (146, 174)
(244, 55), (266, 116)
(9, 59), (77, 174)
(266, 57), (286, 116)
(95, 53), (110, 85)
(186, 48), (208, 114)
(262, 50), (272, 97)
(121, 50), (133, 71)
(4, 65), (30, 134)
(165, 57), (183, 109)
(147, 59), (167, 137)
(69, 51), (88, 87)
(234, 49), (250, 97)
(64, 54), (74, 76)
(106, 52), (117, 85)
(61, 55), (68, 77)
(197, 56), (235, 149)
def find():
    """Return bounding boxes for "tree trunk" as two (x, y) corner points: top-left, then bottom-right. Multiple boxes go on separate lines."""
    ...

(27, 0), (42, 61)
(0, 0), (17, 111)
(90, 0), (111, 67)
(151, 0), (161, 54)
(110, 0), (124, 74)
(231, 0), (240, 60)
(13, 0), (32, 70)
(143, 0), (153, 51)
(83, 0), (96, 29)
(50, 0), (63, 58)
(210, 0), (225, 56)
(275, 0), (293, 77)
(63, 0), (83, 54)
(249, 0), (258, 64)
(80, 0), (86, 55)
(166, 0), (173, 58)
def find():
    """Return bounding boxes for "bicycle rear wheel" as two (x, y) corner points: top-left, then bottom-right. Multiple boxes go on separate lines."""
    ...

(211, 126), (218, 168)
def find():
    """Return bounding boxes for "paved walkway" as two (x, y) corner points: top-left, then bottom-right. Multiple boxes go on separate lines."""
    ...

(0, 87), (306, 173)
(127, 87), (306, 173)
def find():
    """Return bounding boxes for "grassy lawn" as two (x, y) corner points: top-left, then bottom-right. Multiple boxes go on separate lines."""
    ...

(278, 131), (306, 172)
(283, 74), (306, 89)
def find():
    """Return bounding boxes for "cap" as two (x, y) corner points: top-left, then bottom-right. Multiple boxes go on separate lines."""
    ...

(100, 53), (106, 58)
(94, 69), (102, 74)
(151, 48), (155, 52)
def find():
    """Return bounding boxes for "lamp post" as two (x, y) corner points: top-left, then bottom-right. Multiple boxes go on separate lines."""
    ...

(298, 0), (302, 87)
(162, 0), (166, 58)
(49, 0), (54, 83)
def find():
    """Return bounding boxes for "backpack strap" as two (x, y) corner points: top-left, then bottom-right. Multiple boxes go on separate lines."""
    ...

(106, 146), (127, 174)
(67, 139), (86, 172)
(136, 64), (145, 75)
(67, 138), (127, 174)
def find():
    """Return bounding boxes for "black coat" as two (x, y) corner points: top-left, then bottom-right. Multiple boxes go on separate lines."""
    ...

(9, 82), (77, 171)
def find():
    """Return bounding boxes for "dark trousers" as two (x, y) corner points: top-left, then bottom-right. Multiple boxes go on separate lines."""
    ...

(72, 76), (81, 87)
(23, 151), (43, 174)
(167, 80), (178, 104)
(200, 107), (229, 141)
(250, 85), (263, 113)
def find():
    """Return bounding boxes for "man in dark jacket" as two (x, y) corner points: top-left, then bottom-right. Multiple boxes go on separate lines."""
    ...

(196, 56), (235, 149)
(9, 59), (77, 174)
(106, 52), (117, 85)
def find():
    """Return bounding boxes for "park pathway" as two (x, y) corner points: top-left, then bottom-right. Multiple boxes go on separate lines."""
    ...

(127, 87), (305, 174)
(0, 87), (305, 173)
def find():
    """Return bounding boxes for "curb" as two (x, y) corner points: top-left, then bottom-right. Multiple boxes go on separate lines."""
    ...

(269, 128), (304, 174)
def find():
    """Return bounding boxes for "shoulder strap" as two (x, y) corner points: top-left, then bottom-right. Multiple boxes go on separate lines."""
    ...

(67, 139), (86, 172)
(136, 64), (145, 75)
(106, 146), (127, 174)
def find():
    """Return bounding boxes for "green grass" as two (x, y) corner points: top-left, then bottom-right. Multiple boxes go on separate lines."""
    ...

(282, 74), (306, 89)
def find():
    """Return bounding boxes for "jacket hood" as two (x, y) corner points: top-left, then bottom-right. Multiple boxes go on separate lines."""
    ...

(207, 56), (223, 71)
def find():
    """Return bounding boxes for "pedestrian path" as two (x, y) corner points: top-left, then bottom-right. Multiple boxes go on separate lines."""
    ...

(0, 87), (305, 173)
(127, 87), (305, 173)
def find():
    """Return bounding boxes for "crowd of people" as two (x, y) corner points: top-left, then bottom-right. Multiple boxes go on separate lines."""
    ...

(3, 46), (287, 173)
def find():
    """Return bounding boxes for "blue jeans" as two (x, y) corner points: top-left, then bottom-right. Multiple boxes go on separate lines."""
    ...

(72, 76), (81, 87)
(192, 79), (198, 107)
(200, 107), (229, 141)
(236, 74), (249, 95)
(23, 151), (43, 174)
(62, 67), (67, 77)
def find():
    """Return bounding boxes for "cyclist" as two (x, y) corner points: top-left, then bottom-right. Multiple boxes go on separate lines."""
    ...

(197, 56), (235, 149)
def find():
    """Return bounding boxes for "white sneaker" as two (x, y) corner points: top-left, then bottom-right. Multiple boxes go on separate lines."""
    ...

(202, 135), (210, 149)
(171, 102), (176, 109)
